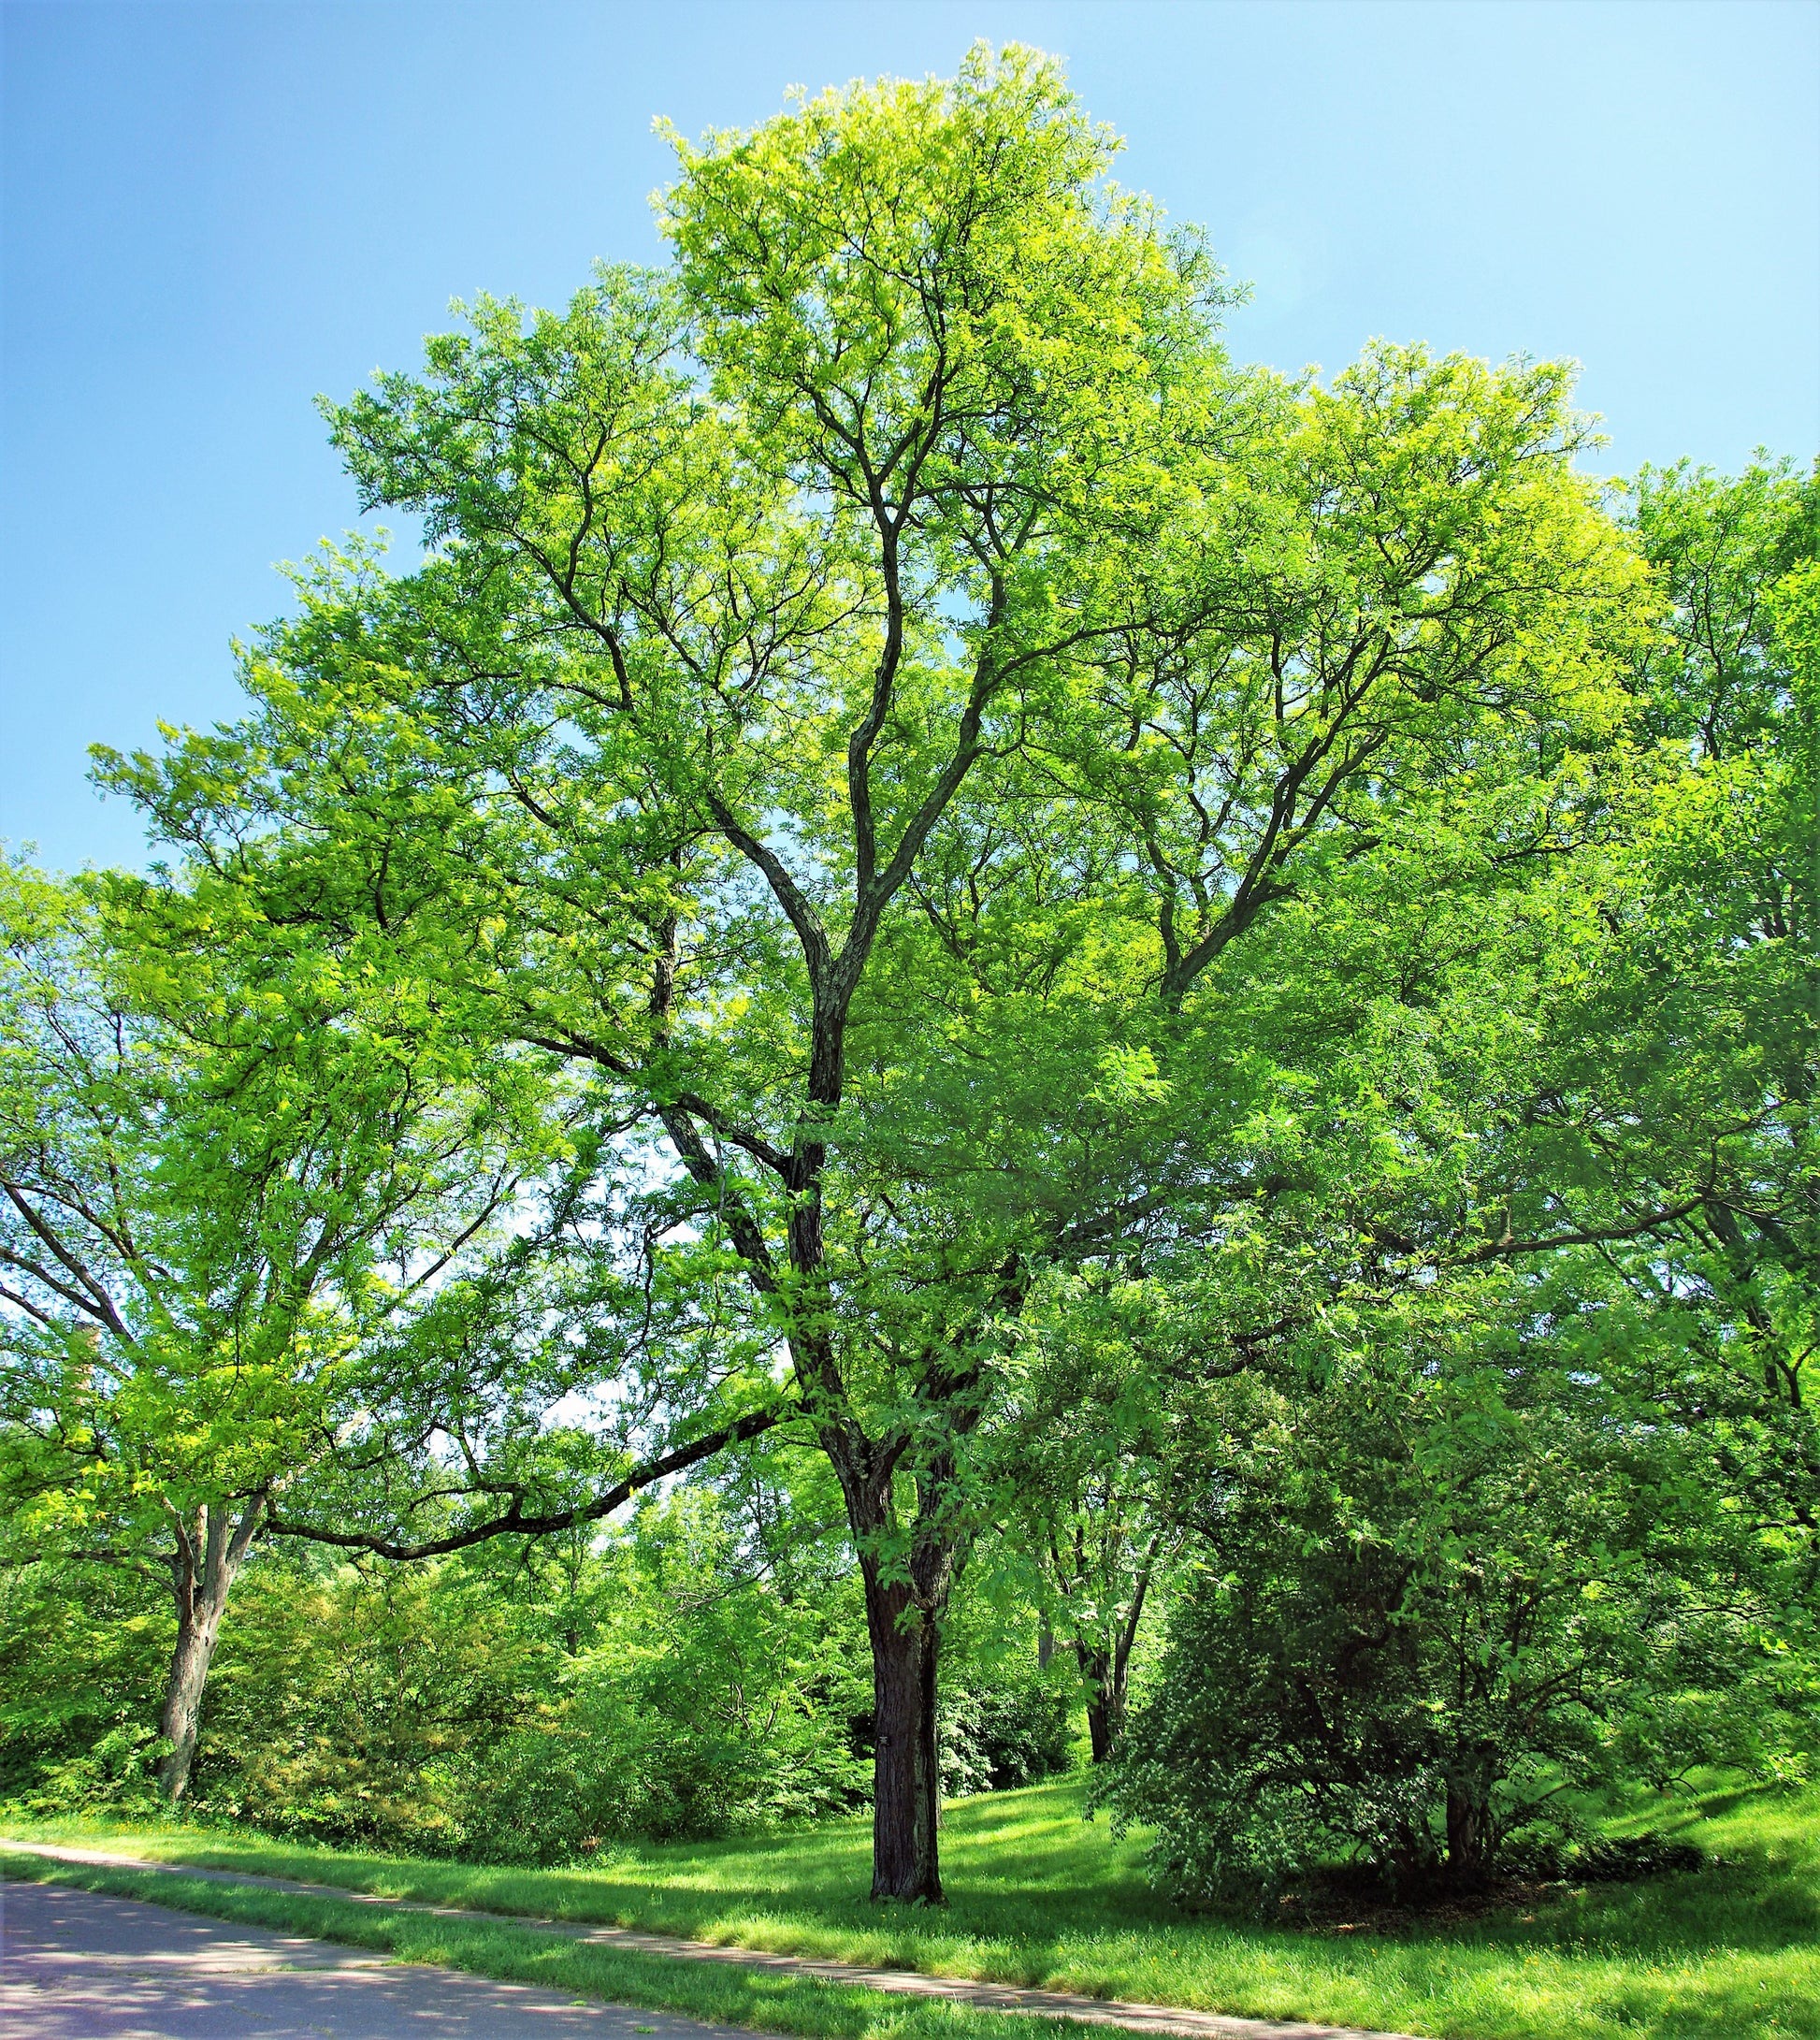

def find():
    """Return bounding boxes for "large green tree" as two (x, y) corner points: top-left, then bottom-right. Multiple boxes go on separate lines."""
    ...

(110, 48), (1644, 1897)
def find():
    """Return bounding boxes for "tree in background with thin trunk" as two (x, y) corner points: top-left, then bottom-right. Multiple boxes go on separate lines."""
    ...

(0, 862), (535, 1800)
(992, 1272), (1181, 1764)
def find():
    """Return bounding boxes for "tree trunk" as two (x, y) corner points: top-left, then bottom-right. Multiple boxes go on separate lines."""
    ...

(1078, 1555), (1155, 1765)
(157, 1494), (267, 1801)
(812, 1329), (977, 1901)
(1444, 1769), (1494, 1888)
(1085, 1695), (1112, 1765)
(158, 1609), (220, 1801)
(1078, 1644), (1116, 1764)
(864, 1574), (943, 1903)
(1056, 1530), (1161, 1765)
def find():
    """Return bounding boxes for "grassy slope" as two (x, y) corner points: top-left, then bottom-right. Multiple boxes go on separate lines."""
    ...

(5, 1777), (1817, 2040)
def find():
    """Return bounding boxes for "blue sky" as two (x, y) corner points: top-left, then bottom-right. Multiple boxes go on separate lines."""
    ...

(4, 0), (1817, 873)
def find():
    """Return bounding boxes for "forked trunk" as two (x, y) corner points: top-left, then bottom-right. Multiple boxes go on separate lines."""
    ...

(1076, 1547), (1157, 1765)
(1077, 1645), (1116, 1763)
(865, 1576), (943, 1903)
(157, 1494), (267, 1801)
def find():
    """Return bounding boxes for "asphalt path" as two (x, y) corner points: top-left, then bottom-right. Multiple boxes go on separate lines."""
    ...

(0, 1876), (753, 2040)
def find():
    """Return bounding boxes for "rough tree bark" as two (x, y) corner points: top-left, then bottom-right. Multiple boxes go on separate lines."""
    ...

(1079, 1646), (1119, 1767)
(822, 1421), (973, 1903)
(864, 1576), (945, 1902)
(157, 1493), (267, 1801)
(1444, 1765), (1495, 1888)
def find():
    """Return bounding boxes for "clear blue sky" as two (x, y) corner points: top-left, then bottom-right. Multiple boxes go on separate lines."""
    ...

(4, 0), (1817, 873)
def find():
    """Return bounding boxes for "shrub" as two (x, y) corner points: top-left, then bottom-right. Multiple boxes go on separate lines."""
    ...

(1573, 1832), (1706, 1882)
(1099, 1357), (1775, 1903)
(0, 1556), (175, 1816)
(940, 1660), (1073, 1796)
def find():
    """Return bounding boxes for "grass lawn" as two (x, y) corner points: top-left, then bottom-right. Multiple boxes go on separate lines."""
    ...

(5, 1776), (1817, 2040)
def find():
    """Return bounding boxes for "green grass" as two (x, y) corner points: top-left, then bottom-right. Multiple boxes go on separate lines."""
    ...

(6, 1776), (1819, 2040)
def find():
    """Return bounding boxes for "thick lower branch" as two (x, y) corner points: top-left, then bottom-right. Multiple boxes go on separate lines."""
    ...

(266, 1403), (793, 1559)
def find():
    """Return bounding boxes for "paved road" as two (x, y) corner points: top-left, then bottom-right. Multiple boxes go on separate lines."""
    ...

(0, 1877), (751, 2040)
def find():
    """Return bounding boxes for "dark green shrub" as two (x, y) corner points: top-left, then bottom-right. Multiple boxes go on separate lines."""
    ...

(1099, 1358), (1774, 1903)
(940, 1661), (1072, 1795)
(1573, 1832), (1706, 1882)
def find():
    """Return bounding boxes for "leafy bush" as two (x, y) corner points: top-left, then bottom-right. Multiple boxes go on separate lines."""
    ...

(0, 1555), (175, 1816)
(189, 1555), (540, 1854)
(1573, 1832), (1707, 1882)
(6, 1722), (171, 1819)
(1099, 1352), (1778, 1903)
(940, 1660), (1073, 1796)
(182, 1483), (872, 1861)
(458, 1491), (872, 1861)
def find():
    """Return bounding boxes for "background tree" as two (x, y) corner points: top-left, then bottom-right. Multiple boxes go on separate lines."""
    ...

(993, 1272), (1182, 1763)
(1597, 460), (1819, 1541)
(1094, 452), (1819, 1905)
(1360, 456), (1819, 1577)
(0, 861), (534, 1799)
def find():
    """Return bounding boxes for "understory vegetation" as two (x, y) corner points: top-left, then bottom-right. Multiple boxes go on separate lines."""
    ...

(0, 1460), (1072, 1859)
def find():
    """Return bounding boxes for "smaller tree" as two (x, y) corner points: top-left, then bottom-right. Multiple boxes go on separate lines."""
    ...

(0, 863), (533, 1799)
(1100, 1298), (1772, 1900)
(995, 1273), (1182, 1762)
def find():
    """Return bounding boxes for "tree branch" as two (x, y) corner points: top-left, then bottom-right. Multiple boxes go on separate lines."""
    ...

(266, 1403), (795, 1559)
